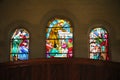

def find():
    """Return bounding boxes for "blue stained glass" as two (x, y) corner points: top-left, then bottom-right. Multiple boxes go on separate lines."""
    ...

(49, 24), (53, 27)
(64, 24), (70, 27)
(18, 54), (28, 60)
(52, 20), (58, 24)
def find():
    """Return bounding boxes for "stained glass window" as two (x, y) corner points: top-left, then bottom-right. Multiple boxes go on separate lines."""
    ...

(10, 28), (29, 61)
(46, 18), (73, 58)
(89, 28), (109, 60)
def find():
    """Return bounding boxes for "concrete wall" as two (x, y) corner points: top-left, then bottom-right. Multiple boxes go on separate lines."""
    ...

(0, 0), (120, 62)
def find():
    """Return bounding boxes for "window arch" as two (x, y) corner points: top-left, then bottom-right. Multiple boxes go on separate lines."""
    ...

(10, 28), (29, 61)
(46, 18), (73, 58)
(89, 28), (109, 60)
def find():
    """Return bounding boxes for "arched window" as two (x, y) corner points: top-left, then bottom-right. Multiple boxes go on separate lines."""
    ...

(89, 28), (109, 60)
(46, 18), (73, 58)
(10, 28), (29, 61)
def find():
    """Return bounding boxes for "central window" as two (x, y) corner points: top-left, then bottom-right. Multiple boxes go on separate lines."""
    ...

(46, 18), (73, 58)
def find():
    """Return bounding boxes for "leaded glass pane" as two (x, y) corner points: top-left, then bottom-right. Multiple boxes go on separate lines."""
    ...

(89, 28), (109, 60)
(46, 18), (73, 58)
(10, 28), (29, 61)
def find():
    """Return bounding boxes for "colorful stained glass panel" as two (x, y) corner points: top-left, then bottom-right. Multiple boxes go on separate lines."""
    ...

(10, 29), (29, 61)
(89, 28), (109, 60)
(46, 18), (73, 58)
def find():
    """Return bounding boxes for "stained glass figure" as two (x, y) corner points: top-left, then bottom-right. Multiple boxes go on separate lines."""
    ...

(46, 18), (73, 58)
(10, 28), (29, 61)
(89, 28), (109, 60)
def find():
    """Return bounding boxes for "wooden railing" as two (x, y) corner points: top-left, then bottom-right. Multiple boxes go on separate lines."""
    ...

(0, 58), (120, 80)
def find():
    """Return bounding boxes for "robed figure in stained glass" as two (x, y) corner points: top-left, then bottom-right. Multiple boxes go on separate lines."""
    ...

(46, 18), (73, 58)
